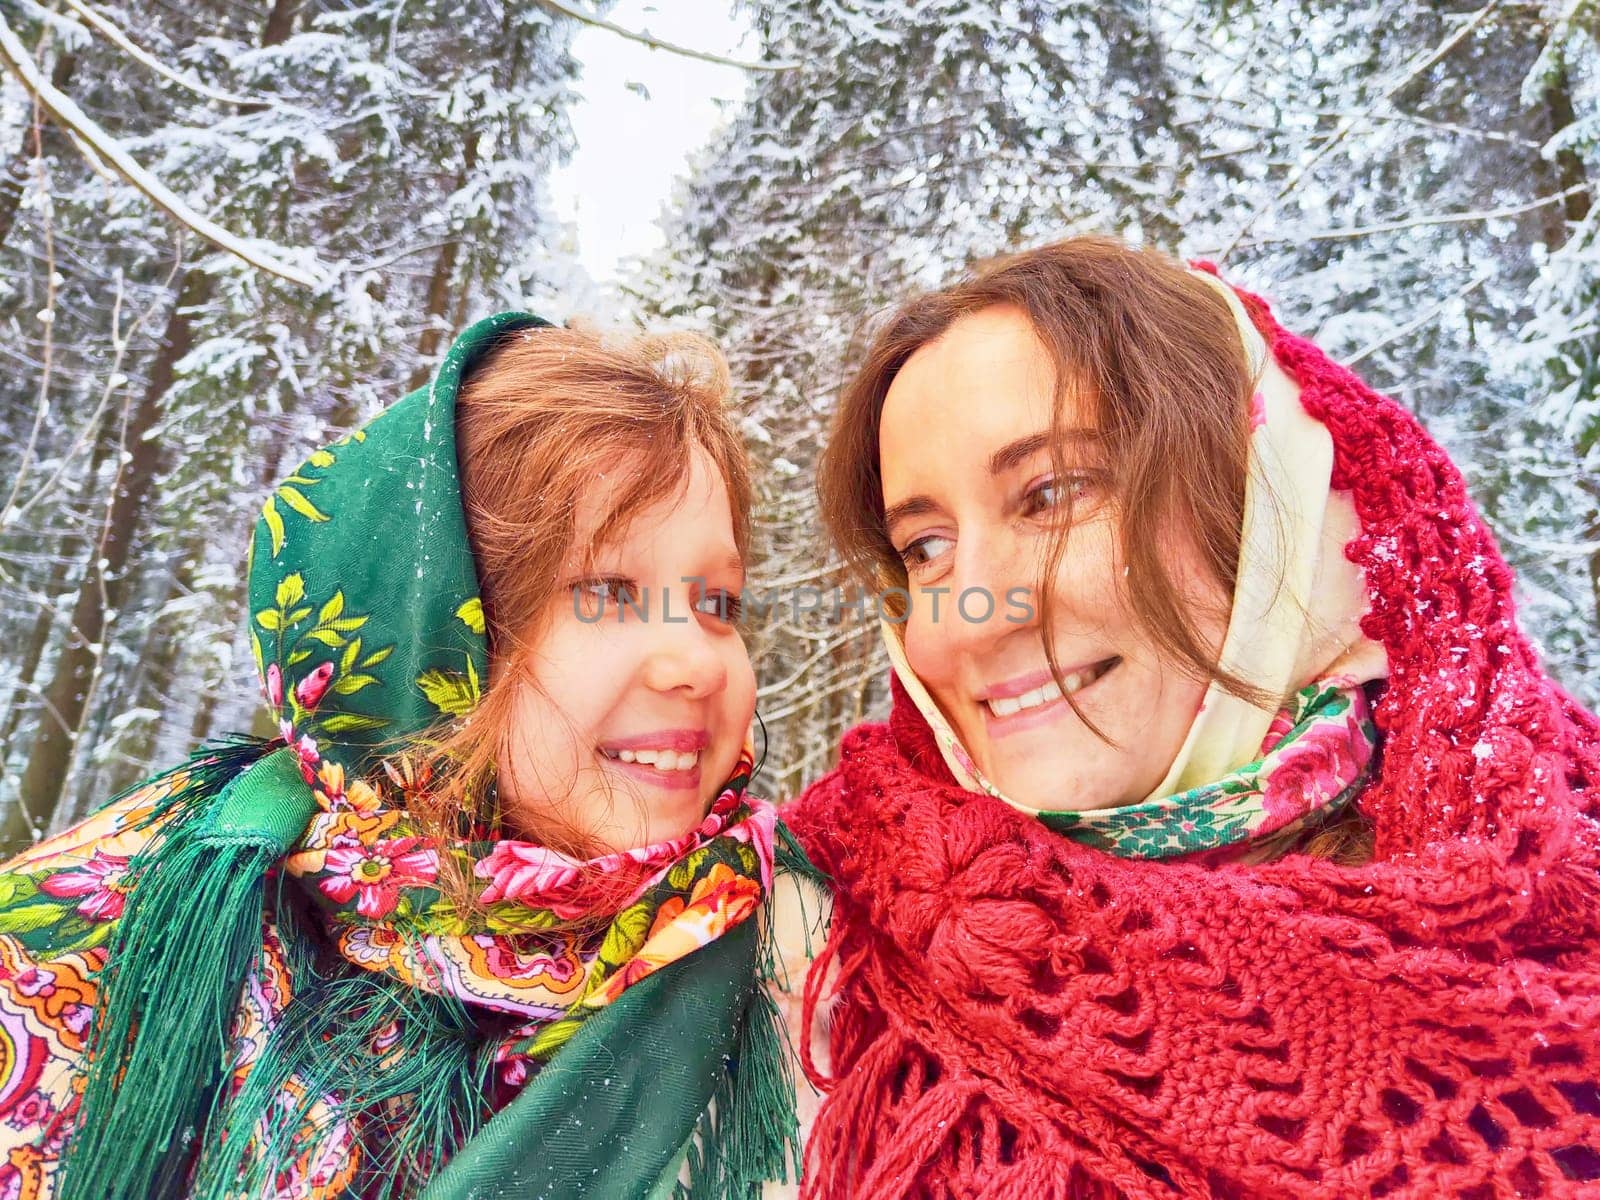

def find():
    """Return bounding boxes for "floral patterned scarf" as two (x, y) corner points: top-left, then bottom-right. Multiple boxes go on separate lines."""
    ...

(0, 312), (799, 1200)
(282, 744), (773, 1040)
(1036, 679), (1376, 859)
(0, 743), (775, 1198)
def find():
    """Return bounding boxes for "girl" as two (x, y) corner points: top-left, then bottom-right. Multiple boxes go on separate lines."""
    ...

(789, 236), (1600, 1197)
(0, 313), (813, 1199)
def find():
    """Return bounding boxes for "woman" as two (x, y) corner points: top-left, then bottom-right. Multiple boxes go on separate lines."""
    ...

(0, 313), (815, 1199)
(788, 236), (1600, 1197)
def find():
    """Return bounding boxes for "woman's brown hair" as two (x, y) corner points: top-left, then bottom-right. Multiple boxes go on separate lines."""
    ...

(820, 235), (1375, 863)
(819, 235), (1267, 721)
(403, 322), (751, 885)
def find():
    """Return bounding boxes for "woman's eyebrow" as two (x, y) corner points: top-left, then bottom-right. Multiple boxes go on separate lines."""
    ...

(988, 432), (1051, 476)
(988, 427), (1098, 476)
(883, 495), (940, 534)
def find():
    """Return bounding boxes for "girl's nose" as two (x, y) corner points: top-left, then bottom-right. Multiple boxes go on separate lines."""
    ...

(641, 597), (728, 699)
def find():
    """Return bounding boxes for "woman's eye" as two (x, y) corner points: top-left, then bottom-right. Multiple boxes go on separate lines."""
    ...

(1023, 474), (1093, 517)
(694, 589), (743, 625)
(572, 576), (639, 617)
(899, 533), (953, 568)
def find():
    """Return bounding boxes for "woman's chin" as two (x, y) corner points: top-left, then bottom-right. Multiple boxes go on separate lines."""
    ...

(983, 757), (1141, 814)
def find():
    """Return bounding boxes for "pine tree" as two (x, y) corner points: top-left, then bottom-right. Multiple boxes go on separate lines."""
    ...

(646, 0), (1599, 798)
(0, 0), (586, 845)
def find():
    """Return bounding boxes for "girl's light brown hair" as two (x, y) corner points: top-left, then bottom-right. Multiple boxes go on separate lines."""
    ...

(405, 322), (751, 887)
(819, 235), (1267, 721)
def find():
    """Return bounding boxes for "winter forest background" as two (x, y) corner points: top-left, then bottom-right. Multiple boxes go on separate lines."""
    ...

(0, 0), (1597, 852)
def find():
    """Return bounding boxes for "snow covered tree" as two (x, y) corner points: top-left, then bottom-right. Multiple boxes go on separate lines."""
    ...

(647, 0), (1599, 797)
(0, 0), (586, 846)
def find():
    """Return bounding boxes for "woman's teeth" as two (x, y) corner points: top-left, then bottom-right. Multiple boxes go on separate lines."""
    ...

(605, 748), (700, 771)
(984, 661), (1114, 718)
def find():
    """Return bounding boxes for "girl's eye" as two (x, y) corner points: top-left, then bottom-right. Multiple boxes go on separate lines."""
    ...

(898, 533), (953, 569)
(572, 576), (639, 618)
(695, 589), (743, 625)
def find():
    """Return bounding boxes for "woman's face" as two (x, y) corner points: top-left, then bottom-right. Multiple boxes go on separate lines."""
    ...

(496, 446), (756, 852)
(878, 304), (1229, 812)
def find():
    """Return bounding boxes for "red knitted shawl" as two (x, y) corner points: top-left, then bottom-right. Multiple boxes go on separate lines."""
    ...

(784, 284), (1600, 1199)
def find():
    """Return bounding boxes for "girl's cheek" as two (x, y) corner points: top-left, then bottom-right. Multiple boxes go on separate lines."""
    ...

(725, 653), (757, 723)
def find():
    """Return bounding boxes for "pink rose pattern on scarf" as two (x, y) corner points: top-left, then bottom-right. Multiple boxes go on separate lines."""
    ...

(1039, 679), (1378, 859)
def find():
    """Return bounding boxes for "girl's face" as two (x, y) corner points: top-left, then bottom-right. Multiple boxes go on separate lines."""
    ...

(878, 305), (1229, 812)
(496, 446), (756, 852)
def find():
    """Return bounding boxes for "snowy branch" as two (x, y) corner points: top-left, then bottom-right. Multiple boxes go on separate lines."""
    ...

(2, 98), (56, 534)
(1206, 186), (1593, 252)
(0, 8), (327, 289)
(56, 0), (268, 107)
(1344, 273), (1494, 366)
(1216, 0), (1505, 257)
(531, 0), (798, 71)
(4, 265), (175, 530)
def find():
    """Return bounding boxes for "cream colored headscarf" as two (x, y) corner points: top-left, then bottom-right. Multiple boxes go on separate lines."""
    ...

(882, 272), (1388, 813)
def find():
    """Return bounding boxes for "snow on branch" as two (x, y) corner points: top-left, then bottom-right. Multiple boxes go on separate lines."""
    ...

(1344, 273), (1494, 367)
(0, 9), (327, 289)
(1207, 185), (1594, 254)
(532, 0), (798, 72)
(56, 0), (268, 107)
(1216, 0), (1506, 257)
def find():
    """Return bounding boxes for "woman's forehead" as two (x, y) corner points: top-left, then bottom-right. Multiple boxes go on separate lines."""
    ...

(879, 308), (1093, 482)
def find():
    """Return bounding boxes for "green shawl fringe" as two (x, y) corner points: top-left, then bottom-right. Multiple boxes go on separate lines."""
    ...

(189, 891), (494, 1199)
(60, 738), (306, 1200)
(61, 764), (817, 1199)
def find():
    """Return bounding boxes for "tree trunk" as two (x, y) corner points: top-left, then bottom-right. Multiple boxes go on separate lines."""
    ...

(0, 558), (76, 768)
(1533, 52), (1596, 628)
(260, 0), (303, 49)
(0, 392), (122, 765)
(5, 269), (208, 851)
(1534, 59), (1592, 248)
(407, 136), (479, 390)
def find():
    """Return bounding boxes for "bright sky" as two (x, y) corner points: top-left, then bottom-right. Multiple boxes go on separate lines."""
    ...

(548, 2), (755, 289)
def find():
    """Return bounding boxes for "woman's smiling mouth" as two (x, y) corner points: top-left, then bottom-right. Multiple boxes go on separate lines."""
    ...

(979, 658), (1120, 734)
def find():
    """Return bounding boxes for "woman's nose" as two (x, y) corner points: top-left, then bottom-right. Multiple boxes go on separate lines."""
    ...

(932, 530), (1036, 653)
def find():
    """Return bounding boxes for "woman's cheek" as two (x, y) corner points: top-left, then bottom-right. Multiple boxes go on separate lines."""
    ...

(900, 618), (943, 688)
(1052, 519), (1120, 600)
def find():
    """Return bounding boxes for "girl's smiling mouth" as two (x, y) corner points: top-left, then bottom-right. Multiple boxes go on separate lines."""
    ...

(597, 730), (709, 790)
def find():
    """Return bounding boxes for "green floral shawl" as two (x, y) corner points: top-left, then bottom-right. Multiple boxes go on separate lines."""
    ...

(0, 314), (802, 1200)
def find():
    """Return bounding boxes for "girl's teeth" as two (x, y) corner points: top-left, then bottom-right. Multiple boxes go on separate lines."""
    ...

(610, 748), (699, 771)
